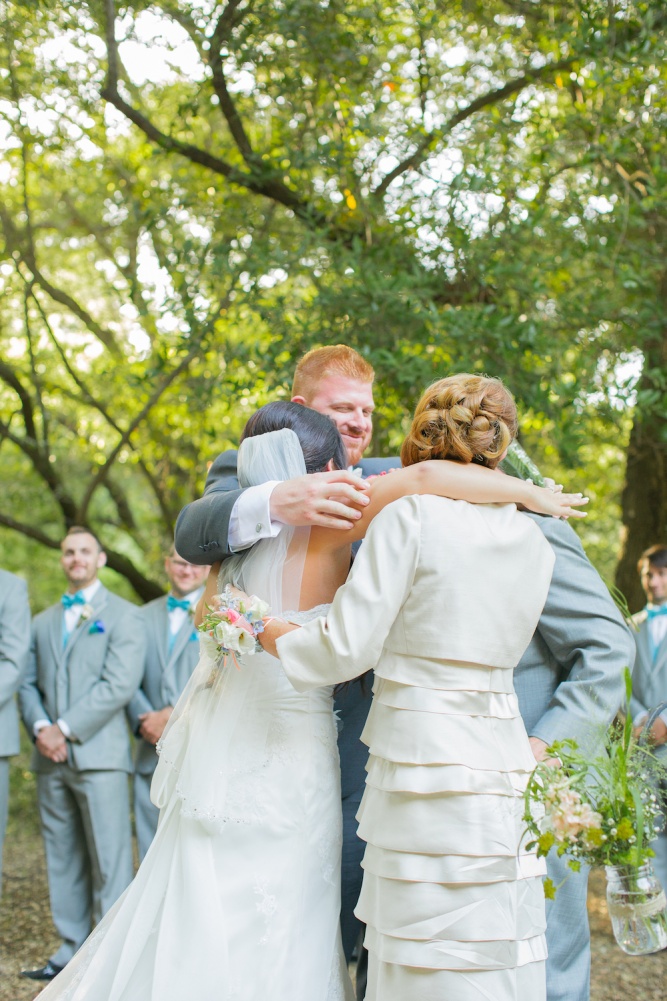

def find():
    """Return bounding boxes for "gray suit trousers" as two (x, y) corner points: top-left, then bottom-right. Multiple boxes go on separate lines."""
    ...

(38, 767), (134, 967)
(545, 852), (590, 1001)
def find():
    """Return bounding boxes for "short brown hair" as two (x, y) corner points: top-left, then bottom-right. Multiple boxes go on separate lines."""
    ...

(62, 525), (104, 552)
(400, 373), (517, 469)
(292, 345), (374, 401)
(638, 544), (667, 573)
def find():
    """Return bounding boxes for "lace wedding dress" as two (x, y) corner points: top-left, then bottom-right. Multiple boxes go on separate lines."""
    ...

(38, 428), (354, 1001)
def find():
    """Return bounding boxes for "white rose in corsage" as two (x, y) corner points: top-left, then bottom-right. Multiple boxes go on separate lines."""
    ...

(197, 585), (270, 668)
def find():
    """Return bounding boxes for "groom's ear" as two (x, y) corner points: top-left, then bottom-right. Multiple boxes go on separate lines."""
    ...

(291, 395), (307, 406)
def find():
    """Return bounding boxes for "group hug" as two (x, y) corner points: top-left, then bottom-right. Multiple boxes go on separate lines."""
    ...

(7, 343), (667, 1001)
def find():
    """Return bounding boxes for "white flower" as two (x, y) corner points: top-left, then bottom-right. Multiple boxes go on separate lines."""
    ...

(242, 595), (270, 620)
(213, 619), (257, 655)
(235, 628), (258, 655)
(79, 603), (94, 622)
(199, 633), (220, 660)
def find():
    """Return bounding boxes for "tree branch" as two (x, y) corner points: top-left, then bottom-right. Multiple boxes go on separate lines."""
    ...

(0, 513), (164, 602)
(0, 206), (121, 356)
(100, 0), (324, 226)
(0, 357), (37, 445)
(208, 2), (255, 162)
(372, 57), (576, 197)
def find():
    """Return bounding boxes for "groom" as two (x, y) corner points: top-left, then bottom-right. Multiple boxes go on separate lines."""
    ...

(175, 345), (634, 1001)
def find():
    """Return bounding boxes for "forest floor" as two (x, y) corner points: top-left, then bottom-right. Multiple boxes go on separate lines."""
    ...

(1, 756), (666, 1000)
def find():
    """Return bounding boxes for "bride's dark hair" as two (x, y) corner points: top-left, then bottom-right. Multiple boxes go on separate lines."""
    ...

(241, 401), (347, 473)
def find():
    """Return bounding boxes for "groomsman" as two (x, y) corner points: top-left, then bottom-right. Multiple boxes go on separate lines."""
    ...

(629, 544), (667, 890)
(174, 346), (632, 1001)
(128, 548), (207, 859)
(0, 568), (30, 897)
(19, 527), (145, 981)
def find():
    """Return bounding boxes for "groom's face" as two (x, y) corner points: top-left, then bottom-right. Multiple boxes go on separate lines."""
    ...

(296, 374), (374, 466)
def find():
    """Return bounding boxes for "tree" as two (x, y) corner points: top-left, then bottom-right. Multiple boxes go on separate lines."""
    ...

(1, 0), (666, 603)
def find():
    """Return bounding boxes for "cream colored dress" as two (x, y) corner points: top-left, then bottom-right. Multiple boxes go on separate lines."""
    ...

(277, 494), (555, 1001)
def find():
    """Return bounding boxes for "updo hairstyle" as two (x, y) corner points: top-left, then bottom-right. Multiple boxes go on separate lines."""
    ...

(240, 401), (347, 474)
(400, 374), (517, 469)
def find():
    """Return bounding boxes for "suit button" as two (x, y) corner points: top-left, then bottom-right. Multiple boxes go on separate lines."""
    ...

(256, 523), (263, 533)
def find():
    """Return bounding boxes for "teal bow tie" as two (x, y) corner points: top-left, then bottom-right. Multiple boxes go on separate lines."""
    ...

(167, 595), (191, 612)
(62, 591), (86, 609)
(647, 605), (667, 621)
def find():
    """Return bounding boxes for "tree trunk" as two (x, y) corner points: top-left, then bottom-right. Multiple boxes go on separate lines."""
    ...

(615, 317), (667, 612)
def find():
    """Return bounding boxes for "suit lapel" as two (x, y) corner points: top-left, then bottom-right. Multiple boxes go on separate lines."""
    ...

(152, 599), (168, 672)
(48, 604), (65, 666)
(654, 632), (667, 675)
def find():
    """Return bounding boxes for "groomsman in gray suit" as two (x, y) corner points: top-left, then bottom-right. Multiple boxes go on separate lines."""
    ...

(629, 544), (667, 891)
(19, 527), (145, 981)
(0, 568), (30, 897)
(127, 547), (207, 859)
(175, 348), (633, 1001)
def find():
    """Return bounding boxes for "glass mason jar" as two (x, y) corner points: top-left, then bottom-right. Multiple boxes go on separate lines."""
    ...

(605, 863), (667, 955)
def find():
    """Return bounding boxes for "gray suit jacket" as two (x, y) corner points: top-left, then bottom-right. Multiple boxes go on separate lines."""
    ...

(174, 448), (400, 565)
(628, 610), (667, 753)
(19, 584), (145, 774)
(515, 515), (636, 755)
(127, 594), (202, 775)
(0, 570), (30, 757)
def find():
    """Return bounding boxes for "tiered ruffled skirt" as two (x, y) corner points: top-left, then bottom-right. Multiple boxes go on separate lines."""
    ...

(355, 659), (547, 1001)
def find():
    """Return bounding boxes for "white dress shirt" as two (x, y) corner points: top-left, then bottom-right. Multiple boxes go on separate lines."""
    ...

(228, 466), (364, 551)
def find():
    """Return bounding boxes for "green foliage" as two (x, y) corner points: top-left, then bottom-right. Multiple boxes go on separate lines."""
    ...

(524, 672), (667, 872)
(1, 0), (666, 600)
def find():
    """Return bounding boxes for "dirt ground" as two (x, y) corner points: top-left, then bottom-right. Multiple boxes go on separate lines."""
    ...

(1, 805), (666, 1000)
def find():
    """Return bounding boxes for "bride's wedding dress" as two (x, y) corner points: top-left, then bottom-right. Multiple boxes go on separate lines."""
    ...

(38, 426), (354, 1001)
(37, 607), (353, 1001)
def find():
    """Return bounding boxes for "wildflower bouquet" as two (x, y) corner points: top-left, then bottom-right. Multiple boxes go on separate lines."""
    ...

(523, 669), (667, 954)
(197, 585), (270, 664)
(523, 672), (664, 884)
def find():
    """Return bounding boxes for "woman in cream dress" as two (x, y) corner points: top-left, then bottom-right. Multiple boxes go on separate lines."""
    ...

(36, 398), (581, 1001)
(258, 376), (559, 1001)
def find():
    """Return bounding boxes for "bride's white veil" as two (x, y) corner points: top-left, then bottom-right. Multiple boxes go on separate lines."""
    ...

(219, 427), (309, 614)
(151, 428), (310, 832)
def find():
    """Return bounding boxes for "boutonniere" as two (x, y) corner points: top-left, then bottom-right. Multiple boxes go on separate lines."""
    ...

(88, 619), (105, 635)
(190, 630), (198, 641)
(79, 603), (94, 622)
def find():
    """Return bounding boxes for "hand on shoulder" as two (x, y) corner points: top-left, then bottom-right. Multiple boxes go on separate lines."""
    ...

(269, 470), (370, 530)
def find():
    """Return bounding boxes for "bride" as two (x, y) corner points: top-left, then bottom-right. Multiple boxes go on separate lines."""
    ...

(36, 398), (584, 1001)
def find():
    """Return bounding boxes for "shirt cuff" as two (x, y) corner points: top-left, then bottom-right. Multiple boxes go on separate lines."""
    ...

(56, 717), (73, 739)
(228, 481), (282, 552)
(33, 719), (51, 737)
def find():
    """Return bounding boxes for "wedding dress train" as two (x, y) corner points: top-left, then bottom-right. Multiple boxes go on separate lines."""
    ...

(37, 606), (353, 1001)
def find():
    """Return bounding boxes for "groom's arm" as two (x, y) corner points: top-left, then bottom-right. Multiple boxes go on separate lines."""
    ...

(523, 515), (635, 757)
(175, 448), (370, 566)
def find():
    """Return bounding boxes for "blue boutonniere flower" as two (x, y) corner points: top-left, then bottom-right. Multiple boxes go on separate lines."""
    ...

(190, 630), (198, 642)
(89, 620), (105, 634)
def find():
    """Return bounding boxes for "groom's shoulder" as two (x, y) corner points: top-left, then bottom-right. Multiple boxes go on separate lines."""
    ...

(204, 449), (240, 492)
(523, 511), (580, 546)
(359, 456), (401, 476)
